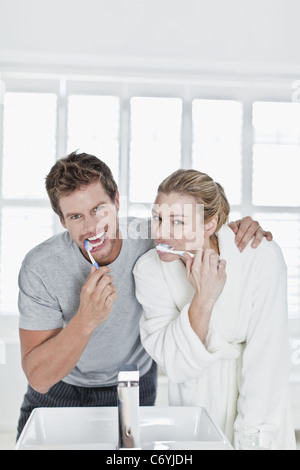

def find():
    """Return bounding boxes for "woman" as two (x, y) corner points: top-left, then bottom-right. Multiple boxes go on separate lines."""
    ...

(133, 169), (296, 449)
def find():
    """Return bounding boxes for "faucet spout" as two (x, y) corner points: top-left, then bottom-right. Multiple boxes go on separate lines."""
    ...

(117, 364), (140, 449)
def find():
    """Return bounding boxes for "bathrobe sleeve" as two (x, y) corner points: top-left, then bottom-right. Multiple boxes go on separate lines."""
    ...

(134, 250), (223, 383)
(235, 243), (296, 450)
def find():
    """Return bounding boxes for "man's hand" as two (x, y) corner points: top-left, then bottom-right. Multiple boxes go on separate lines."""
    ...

(77, 266), (117, 333)
(229, 216), (273, 252)
(19, 266), (117, 394)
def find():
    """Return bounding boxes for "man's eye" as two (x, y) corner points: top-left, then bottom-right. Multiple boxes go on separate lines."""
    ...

(71, 214), (81, 220)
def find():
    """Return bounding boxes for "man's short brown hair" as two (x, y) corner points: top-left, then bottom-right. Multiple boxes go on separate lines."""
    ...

(45, 151), (118, 219)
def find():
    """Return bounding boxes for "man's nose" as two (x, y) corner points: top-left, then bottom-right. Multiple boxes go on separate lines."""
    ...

(83, 214), (97, 234)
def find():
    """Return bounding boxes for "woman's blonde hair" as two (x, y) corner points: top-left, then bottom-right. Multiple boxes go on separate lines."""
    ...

(157, 169), (230, 233)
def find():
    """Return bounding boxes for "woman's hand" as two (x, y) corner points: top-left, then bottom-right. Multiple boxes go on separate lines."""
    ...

(184, 249), (227, 343)
(185, 249), (227, 309)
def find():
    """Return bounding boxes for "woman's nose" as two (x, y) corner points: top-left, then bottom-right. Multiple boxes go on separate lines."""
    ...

(155, 220), (171, 241)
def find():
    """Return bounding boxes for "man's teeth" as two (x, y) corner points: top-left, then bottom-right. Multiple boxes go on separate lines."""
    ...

(88, 232), (106, 242)
(86, 232), (106, 249)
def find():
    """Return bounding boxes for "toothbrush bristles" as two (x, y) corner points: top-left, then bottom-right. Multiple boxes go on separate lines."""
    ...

(84, 239), (99, 269)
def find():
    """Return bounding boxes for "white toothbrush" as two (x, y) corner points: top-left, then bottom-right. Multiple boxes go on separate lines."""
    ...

(156, 243), (194, 258)
(84, 239), (99, 269)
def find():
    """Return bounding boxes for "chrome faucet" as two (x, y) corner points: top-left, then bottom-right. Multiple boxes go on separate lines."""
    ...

(117, 364), (140, 449)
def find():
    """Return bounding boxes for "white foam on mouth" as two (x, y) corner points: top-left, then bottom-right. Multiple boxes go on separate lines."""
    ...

(86, 232), (106, 250)
(87, 231), (106, 242)
(156, 243), (175, 253)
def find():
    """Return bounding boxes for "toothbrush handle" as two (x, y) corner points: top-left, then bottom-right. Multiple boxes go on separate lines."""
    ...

(87, 250), (99, 269)
(182, 252), (194, 258)
(173, 250), (194, 258)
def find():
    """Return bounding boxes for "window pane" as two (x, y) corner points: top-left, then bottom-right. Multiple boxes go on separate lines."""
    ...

(253, 145), (300, 206)
(0, 207), (54, 313)
(252, 102), (300, 206)
(253, 101), (300, 144)
(192, 100), (243, 205)
(130, 97), (182, 203)
(2, 93), (57, 199)
(253, 212), (300, 321)
(67, 95), (120, 183)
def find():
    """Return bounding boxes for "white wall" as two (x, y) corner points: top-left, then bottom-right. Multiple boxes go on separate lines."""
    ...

(0, 0), (300, 75)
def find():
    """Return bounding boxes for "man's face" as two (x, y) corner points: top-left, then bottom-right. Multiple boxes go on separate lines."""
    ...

(59, 181), (121, 265)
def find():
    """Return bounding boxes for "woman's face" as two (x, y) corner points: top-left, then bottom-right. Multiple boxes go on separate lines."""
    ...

(152, 191), (205, 262)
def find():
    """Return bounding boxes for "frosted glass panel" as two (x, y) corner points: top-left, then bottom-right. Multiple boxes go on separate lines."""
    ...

(253, 212), (300, 320)
(0, 207), (54, 313)
(3, 93), (57, 199)
(253, 101), (300, 143)
(68, 95), (120, 183)
(252, 102), (300, 206)
(253, 145), (300, 206)
(130, 97), (182, 203)
(192, 99), (243, 205)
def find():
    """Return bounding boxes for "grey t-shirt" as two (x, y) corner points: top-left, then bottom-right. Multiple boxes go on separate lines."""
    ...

(18, 218), (154, 387)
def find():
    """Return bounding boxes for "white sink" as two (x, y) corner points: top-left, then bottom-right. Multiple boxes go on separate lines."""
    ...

(15, 406), (232, 450)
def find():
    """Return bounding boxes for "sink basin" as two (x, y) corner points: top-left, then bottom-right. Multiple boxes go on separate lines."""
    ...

(15, 406), (232, 450)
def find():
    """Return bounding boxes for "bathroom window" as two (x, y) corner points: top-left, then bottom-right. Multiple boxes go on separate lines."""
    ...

(129, 97), (182, 204)
(2, 92), (57, 199)
(0, 92), (57, 313)
(252, 102), (300, 206)
(251, 101), (300, 368)
(67, 95), (120, 183)
(192, 99), (243, 206)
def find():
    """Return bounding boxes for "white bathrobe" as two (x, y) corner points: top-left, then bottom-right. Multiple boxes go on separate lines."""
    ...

(133, 225), (296, 449)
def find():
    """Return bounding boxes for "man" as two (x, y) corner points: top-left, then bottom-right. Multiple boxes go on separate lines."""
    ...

(17, 151), (272, 438)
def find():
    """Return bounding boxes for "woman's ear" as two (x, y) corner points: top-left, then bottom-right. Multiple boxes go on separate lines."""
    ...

(204, 216), (218, 238)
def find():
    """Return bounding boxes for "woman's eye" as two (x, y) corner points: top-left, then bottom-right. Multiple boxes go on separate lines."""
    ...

(174, 220), (184, 225)
(152, 215), (161, 222)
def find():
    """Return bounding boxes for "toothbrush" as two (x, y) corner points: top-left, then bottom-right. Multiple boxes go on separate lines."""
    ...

(84, 240), (99, 269)
(156, 243), (195, 258)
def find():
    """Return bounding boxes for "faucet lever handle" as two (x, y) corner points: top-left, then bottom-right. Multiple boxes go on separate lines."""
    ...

(118, 364), (139, 383)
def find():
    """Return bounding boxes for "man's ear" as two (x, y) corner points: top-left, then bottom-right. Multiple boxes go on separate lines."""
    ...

(204, 216), (218, 238)
(60, 216), (66, 229)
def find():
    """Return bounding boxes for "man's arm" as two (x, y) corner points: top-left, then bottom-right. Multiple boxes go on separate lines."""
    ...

(20, 319), (93, 394)
(229, 216), (273, 252)
(20, 266), (117, 394)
